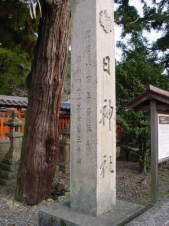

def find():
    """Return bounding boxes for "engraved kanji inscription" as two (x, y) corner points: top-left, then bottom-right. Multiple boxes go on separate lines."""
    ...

(103, 56), (110, 75)
(99, 10), (113, 33)
(99, 99), (114, 130)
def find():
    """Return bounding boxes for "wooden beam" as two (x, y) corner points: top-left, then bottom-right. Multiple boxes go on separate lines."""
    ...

(135, 104), (169, 112)
(150, 100), (159, 203)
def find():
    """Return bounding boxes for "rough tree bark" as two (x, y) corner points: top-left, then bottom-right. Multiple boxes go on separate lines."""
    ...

(15, 0), (71, 205)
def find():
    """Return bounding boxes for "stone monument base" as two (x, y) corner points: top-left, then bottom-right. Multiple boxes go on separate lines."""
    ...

(39, 200), (143, 226)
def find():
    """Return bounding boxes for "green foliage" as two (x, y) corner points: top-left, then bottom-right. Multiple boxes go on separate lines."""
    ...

(115, 0), (169, 171)
(0, 0), (39, 53)
(117, 35), (168, 107)
(115, 2), (143, 36)
(144, 1), (169, 67)
(0, 47), (31, 95)
(0, 0), (39, 95)
(155, 33), (169, 51)
(115, 0), (169, 68)
(116, 31), (169, 172)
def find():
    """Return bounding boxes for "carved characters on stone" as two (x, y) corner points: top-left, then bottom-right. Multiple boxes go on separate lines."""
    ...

(100, 155), (114, 178)
(76, 124), (81, 143)
(100, 155), (107, 178)
(109, 156), (114, 173)
(86, 107), (92, 132)
(99, 10), (113, 33)
(75, 75), (82, 152)
(99, 99), (114, 130)
(103, 56), (110, 75)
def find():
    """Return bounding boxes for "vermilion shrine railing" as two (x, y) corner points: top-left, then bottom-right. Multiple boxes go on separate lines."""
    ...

(0, 110), (70, 140)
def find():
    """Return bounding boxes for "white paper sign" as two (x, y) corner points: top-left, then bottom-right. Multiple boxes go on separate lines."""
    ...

(158, 113), (169, 162)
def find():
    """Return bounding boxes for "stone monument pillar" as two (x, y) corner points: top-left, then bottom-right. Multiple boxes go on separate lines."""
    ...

(0, 111), (24, 185)
(71, 0), (116, 216)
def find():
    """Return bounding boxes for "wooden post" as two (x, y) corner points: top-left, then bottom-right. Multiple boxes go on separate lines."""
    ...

(150, 100), (159, 203)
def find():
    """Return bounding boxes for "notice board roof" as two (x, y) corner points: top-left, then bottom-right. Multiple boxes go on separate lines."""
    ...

(127, 84), (169, 111)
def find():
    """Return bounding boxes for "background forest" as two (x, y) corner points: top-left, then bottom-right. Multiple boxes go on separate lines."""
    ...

(115, 0), (169, 172)
(0, 0), (169, 171)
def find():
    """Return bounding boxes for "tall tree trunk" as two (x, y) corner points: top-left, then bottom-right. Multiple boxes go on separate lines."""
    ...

(15, 0), (71, 205)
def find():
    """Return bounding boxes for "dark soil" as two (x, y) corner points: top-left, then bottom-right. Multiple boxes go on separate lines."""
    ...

(117, 160), (169, 205)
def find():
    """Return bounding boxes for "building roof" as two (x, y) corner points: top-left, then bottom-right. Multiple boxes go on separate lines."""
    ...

(127, 84), (169, 111)
(61, 100), (70, 110)
(0, 95), (70, 110)
(0, 95), (28, 108)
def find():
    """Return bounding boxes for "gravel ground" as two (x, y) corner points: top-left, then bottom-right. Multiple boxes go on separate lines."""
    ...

(0, 173), (69, 226)
(0, 195), (39, 226)
(0, 160), (169, 225)
(0, 191), (69, 226)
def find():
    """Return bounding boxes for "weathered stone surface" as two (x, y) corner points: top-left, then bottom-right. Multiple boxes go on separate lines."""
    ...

(71, 0), (116, 216)
(0, 160), (19, 185)
(39, 200), (143, 226)
(0, 140), (10, 162)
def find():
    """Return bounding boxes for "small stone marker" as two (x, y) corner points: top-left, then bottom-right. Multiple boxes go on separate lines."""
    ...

(0, 111), (24, 185)
(71, 0), (116, 216)
(4, 111), (24, 163)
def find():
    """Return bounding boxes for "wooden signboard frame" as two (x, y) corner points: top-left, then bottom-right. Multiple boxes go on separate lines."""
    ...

(150, 102), (169, 203)
(127, 85), (169, 204)
(150, 101), (158, 203)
